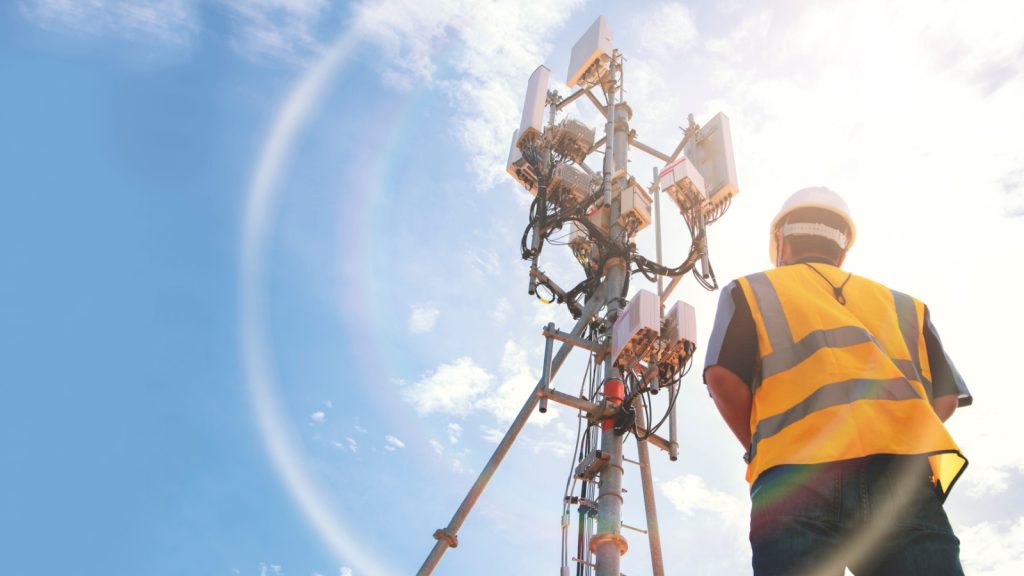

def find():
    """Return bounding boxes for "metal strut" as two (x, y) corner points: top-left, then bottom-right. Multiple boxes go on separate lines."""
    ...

(416, 283), (608, 575)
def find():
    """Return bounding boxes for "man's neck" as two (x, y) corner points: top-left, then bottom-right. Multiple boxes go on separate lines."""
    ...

(787, 255), (838, 266)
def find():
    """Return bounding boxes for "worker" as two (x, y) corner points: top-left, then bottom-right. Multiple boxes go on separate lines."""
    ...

(703, 187), (971, 575)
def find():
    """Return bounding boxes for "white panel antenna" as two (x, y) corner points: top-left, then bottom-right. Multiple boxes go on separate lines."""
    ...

(611, 289), (660, 367)
(659, 155), (706, 212)
(684, 112), (738, 210)
(567, 16), (614, 87)
(660, 300), (697, 369)
(518, 66), (551, 145)
(506, 129), (538, 194)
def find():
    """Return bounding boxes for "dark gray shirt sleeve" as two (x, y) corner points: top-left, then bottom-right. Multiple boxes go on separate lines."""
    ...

(923, 307), (973, 406)
(704, 280), (758, 387)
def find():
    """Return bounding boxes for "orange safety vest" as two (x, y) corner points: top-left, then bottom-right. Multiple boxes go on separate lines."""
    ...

(736, 264), (967, 500)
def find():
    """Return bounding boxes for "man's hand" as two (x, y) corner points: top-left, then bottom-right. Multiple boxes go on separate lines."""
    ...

(933, 394), (957, 422)
(705, 366), (753, 449)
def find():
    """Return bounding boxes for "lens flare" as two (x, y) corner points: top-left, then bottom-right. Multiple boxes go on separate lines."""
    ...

(241, 25), (398, 576)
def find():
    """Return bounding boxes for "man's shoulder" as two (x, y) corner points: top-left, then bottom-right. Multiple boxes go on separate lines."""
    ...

(733, 267), (927, 306)
(850, 273), (925, 306)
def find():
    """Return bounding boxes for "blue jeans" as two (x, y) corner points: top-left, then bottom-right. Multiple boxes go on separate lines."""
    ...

(749, 455), (963, 575)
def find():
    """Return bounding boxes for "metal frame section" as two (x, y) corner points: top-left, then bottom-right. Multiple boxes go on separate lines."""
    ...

(543, 326), (608, 359)
(633, 395), (665, 576)
(417, 283), (608, 576)
(421, 13), (736, 575)
(630, 136), (671, 163)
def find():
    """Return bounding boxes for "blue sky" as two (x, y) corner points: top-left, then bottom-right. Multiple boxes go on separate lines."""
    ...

(2, 1), (1023, 575)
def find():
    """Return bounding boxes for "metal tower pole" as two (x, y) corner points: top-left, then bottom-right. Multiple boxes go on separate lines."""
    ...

(652, 169), (679, 463)
(593, 51), (629, 576)
(653, 167), (664, 303)
(633, 397), (666, 576)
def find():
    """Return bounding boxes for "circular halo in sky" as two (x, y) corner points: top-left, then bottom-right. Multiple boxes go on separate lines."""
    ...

(240, 26), (398, 576)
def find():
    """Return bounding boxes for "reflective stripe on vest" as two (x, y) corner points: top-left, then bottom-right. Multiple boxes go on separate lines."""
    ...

(738, 266), (966, 499)
(747, 273), (923, 388)
(748, 377), (920, 461)
(892, 289), (933, 399)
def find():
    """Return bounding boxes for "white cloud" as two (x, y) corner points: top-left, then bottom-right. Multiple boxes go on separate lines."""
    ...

(660, 474), (746, 523)
(464, 248), (500, 280)
(401, 357), (493, 417)
(20, 0), (199, 47)
(259, 563), (283, 576)
(959, 516), (1024, 575)
(21, 0), (338, 65)
(961, 465), (1010, 498)
(397, 338), (565, 424)
(408, 304), (440, 334)
(340, 568), (353, 576)
(353, 424), (367, 434)
(525, 438), (571, 458)
(479, 425), (505, 444)
(429, 439), (444, 454)
(1002, 169), (1024, 217)
(490, 297), (512, 326)
(353, 0), (585, 188)
(446, 422), (463, 444)
(633, 3), (697, 60)
(451, 458), (469, 475)
(219, 0), (327, 64)
(333, 437), (357, 453)
(384, 434), (405, 451)
(479, 340), (557, 425)
(310, 410), (326, 424)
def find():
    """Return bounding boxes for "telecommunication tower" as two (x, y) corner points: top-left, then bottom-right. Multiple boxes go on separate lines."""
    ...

(418, 16), (739, 576)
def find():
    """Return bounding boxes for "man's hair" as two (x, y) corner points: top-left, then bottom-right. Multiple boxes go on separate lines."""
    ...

(779, 207), (850, 264)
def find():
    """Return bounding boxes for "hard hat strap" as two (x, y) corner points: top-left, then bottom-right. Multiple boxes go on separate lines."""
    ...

(780, 222), (848, 250)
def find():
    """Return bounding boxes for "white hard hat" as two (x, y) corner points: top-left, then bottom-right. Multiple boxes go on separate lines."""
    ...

(769, 186), (856, 265)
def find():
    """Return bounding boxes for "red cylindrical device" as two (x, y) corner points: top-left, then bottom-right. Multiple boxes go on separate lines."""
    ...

(602, 377), (625, 431)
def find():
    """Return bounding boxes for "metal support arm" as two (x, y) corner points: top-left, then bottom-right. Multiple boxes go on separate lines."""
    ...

(542, 326), (608, 359)
(540, 388), (613, 419)
(629, 136), (671, 163)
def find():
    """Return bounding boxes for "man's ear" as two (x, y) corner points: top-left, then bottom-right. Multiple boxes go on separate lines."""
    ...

(777, 233), (790, 267)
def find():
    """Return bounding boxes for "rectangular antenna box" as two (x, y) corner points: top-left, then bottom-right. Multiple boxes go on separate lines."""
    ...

(506, 129), (537, 194)
(582, 204), (610, 237)
(552, 118), (596, 165)
(660, 300), (697, 367)
(612, 289), (660, 366)
(568, 221), (590, 249)
(550, 164), (592, 206)
(567, 16), (614, 87)
(684, 112), (739, 208)
(659, 155), (706, 212)
(518, 66), (550, 143)
(617, 181), (653, 231)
